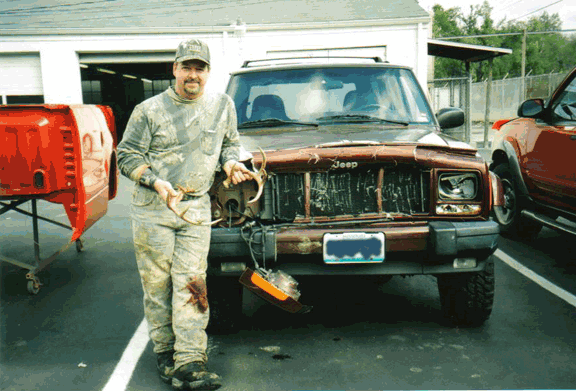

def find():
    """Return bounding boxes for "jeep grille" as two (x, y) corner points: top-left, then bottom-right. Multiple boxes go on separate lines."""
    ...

(271, 166), (430, 220)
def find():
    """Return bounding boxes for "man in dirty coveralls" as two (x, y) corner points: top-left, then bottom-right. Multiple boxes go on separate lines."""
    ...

(117, 38), (252, 391)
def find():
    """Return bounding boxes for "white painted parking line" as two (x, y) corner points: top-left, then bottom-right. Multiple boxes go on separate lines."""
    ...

(102, 318), (149, 391)
(495, 249), (576, 308)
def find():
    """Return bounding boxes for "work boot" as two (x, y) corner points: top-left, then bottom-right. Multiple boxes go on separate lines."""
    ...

(157, 350), (175, 383)
(172, 362), (222, 390)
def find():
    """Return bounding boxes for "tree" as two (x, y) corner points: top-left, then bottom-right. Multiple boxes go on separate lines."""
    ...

(430, 2), (574, 81)
(432, 4), (461, 38)
(431, 4), (466, 78)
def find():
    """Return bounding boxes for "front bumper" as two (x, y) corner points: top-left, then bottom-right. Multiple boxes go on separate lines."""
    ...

(208, 220), (500, 276)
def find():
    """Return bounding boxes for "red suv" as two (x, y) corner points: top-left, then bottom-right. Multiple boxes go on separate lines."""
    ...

(490, 66), (576, 239)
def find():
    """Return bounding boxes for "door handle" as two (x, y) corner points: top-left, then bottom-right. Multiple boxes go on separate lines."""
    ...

(571, 135), (576, 140)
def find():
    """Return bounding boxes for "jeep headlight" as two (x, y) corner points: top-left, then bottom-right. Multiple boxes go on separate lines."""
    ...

(438, 172), (478, 200)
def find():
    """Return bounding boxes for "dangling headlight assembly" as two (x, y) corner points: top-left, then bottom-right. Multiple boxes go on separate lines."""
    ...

(436, 171), (482, 215)
(438, 172), (478, 200)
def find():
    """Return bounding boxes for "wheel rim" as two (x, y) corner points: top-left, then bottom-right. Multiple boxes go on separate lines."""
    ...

(496, 178), (516, 225)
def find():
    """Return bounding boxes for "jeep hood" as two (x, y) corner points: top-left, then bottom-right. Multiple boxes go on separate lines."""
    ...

(239, 124), (475, 153)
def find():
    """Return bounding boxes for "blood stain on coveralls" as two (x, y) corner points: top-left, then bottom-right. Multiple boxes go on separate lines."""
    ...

(185, 276), (209, 313)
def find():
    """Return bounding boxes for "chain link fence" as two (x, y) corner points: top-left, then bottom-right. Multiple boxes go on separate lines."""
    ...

(427, 71), (569, 145)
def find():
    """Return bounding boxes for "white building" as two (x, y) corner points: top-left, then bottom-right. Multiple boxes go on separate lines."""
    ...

(0, 0), (431, 134)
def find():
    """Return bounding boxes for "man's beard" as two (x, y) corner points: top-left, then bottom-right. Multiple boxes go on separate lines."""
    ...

(183, 80), (201, 95)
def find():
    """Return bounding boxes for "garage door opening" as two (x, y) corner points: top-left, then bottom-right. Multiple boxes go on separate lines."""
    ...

(79, 53), (175, 140)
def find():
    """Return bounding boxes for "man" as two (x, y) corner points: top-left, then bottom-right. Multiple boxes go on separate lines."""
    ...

(117, 38), (252, 391)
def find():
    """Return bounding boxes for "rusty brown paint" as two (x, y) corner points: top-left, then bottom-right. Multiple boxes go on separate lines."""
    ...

(415, 148), (485, 170)
(274, 236), (322, 254)
(292, 214), (485, 224)
(297, 236), (322, 254)
(292, 213), (414, 224)
(184, 276), (208, 313)
(276, 225), (429, 253)
(256, 145), (421, 172)
(304, 172), (311, 219)
(377, 167), (384, 213)
(297, 150), (322, 165)
(245, 144), (482, 173)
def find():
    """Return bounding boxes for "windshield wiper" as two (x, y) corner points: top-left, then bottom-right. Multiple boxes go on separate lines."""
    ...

(239, 118), (319, 129)
(316, 114), (409, 126)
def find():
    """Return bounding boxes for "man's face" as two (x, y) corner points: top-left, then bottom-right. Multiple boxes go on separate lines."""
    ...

(173, 60), (210, 100)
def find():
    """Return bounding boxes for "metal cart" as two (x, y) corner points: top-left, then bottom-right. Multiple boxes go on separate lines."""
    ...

(0, 198), (84, 294)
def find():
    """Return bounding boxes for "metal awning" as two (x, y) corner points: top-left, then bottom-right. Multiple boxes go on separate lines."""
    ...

(428, 39), (512, 63)
(427, 39), (513, 147)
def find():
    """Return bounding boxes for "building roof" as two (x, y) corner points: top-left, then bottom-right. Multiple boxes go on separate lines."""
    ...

(0, 0), (430, 34)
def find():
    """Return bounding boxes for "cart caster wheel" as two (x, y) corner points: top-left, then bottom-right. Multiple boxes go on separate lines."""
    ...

(27, 280), (40, 295)
(76, 239), (83, 253)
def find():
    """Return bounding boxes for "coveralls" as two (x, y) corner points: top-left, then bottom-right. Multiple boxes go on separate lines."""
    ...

(117, 86), (241, 369)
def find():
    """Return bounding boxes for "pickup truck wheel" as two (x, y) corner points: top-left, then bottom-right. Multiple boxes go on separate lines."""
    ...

(492, 163), (541, 240)
(207, 276), (244, 334)
(437, 256), (495, 327)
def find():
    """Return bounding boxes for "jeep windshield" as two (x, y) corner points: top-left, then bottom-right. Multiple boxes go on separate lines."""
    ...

(227, 66), (436, 131)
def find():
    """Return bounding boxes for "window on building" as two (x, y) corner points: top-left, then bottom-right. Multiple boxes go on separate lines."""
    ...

(82, 80), (102, 104)
(144, 79), (174, 99)
(6, 95), (45, 104)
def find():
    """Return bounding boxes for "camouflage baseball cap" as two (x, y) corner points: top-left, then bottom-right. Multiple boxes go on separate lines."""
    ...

(175, 38), (210, 65)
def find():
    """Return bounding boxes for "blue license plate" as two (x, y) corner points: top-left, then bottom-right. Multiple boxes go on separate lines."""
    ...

(323, 232), (385, 264)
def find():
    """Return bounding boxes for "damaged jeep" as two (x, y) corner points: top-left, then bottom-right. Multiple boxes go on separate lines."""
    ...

(198, 57), (503, 327)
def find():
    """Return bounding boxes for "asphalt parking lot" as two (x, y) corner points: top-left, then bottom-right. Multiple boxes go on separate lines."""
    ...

(2, 140), (576, 390)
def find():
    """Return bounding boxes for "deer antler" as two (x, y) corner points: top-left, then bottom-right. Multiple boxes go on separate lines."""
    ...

(167, 148), (267, 225)
(166, 185), (223, 226)
(222, 147), (267, 204)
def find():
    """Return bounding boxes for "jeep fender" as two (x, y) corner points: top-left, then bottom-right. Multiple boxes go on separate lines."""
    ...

(490, 139), (531, 200)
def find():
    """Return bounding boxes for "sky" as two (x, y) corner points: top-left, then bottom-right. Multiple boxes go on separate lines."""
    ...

(418, 0), (576, 31)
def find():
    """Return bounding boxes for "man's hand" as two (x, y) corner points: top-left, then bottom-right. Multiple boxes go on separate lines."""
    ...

(223, 160), (253, 185)
(153, 179), (182, 203)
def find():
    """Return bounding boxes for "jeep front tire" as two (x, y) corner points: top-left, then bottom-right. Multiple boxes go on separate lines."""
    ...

(437, 255), (495, 327)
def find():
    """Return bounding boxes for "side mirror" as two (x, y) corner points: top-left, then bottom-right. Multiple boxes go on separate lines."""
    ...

(518, 99), (544, 118)
(436, 107), (465, 130)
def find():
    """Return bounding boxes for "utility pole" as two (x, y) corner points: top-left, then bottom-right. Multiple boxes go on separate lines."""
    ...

(521, 28), (527, 102)
(466, 61), (472, 144)
(484, 58), (493, 148)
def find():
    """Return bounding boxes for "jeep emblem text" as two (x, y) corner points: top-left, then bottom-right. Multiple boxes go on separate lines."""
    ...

(332, 161), (358, 169)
